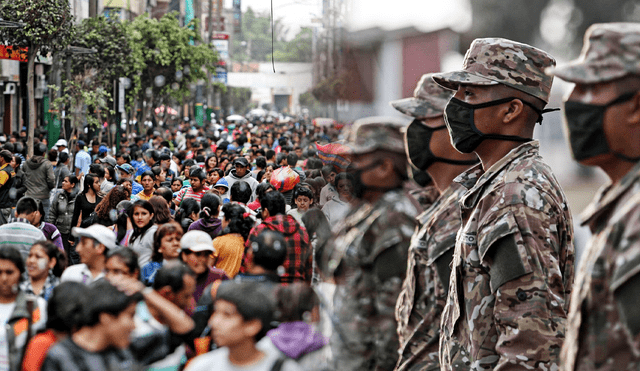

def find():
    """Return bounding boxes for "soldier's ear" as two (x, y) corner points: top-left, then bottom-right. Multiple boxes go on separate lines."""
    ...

(502, 99), (525, 124)
(626, 91), (640, 128)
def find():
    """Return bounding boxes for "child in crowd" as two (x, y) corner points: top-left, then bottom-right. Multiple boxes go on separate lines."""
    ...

(186, 281), (301, 371)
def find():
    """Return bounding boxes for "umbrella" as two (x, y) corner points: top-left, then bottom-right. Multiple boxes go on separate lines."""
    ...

(315, 142), (350, 170)
(248, 108), (267, 117)
(313, 117), (337, 127)
(226, 114), (246, 122)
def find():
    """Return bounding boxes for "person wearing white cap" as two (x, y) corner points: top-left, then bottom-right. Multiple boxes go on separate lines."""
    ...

(60, 224), (117, 284)
(179, 230), (228, 304)
(55, 139), (68, 154)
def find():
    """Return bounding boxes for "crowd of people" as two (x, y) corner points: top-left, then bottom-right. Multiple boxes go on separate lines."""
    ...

(0, 117), (341, 371)
(0, 20), (639, 371)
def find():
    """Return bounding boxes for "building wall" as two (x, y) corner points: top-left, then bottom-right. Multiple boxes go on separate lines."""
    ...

(401, 32), (442, 98)
(334, 28), (459, 122)
(227, 63), (313, 114)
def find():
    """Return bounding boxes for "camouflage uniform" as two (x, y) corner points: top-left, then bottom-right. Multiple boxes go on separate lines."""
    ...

(548, 23), (640, 371)
(321, 118), (421, 371)
(432, 39), (576, 370)
(395, 181), (470, 371)
(394, 73), (469, 371)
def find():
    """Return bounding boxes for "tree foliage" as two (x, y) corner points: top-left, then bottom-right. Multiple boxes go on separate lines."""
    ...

(125, 13), (218, 111)
(67, 16), (134, 85)
(223, 87), (252, 115)
(230, 7), (311, 63)
(270, 28), (312, 63)
(0, 0), (73, 157)
(0, 0), (73, 56)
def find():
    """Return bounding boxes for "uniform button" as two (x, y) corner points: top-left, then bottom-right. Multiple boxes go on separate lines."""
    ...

(517, 291), (527, 301)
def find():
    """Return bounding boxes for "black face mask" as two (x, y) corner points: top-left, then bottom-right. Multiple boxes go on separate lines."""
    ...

(348, 160), (405, 200)
(406, 119), (479, 171)
(563, 91), (640, 163)
(444, 97), (547, 153)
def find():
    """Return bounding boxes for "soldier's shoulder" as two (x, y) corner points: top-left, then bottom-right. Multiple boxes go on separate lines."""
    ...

(380, 190), (422, 220)
(490, 156), (568, 213)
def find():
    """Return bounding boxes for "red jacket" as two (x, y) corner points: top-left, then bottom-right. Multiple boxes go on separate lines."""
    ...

(245, 214), (312, 283)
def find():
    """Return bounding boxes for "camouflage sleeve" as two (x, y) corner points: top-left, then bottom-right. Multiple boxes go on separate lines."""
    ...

(610, 203), (640, 342)
(368, 214), (415, 370)
(480, 205), (570, 370)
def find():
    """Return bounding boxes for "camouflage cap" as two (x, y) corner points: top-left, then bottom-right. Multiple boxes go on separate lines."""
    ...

(432, 38), (556, 103)
(390, 73), (454, 118)
(346, 116), (409, 155)
(548, 23), (640, 84)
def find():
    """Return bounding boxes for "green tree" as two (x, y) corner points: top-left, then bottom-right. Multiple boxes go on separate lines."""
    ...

(231, 7), (287, 62)
(61, 16), (134, 145)
(0, 0), (73, 157)
(223, 87), (252, 115)
(270, 28), (312, 62)
(125, 13), (218, 123)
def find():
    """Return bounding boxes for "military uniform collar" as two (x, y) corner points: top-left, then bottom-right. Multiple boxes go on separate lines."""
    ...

(416, 182), (462, 225)
(580, 159), (640, 228)
(457, 141), (540, 209)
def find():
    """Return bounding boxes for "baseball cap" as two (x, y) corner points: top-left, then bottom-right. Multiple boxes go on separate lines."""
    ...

(72, 225), (117, 250)
(390, 73), (454, 119)
(233, 157), (249, 167)
(345, 116), (410, 155)
(99, 145), (108, 154)
(55, 139), (68, 147)
(548, 23), (640, 84)
(432, 38), (556, 103)
(77, 140), (86, 147)
(99, 156), (117, 167)
(214, 178), (230, 190)
(116, 163), (135, 174)
(180, 230), (215, 252)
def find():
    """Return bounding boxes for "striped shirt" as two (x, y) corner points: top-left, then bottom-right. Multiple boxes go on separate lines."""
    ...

(174, 186), (210, 205)
(0, 218), (46, 261)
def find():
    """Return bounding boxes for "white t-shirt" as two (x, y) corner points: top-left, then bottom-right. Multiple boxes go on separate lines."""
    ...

(185, 347), (300, 371)
(0, 302), (16, 371)
(60, 264), (105, 284)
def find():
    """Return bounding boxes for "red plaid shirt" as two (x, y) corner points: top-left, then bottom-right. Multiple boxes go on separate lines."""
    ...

(245, 214), (312, 283)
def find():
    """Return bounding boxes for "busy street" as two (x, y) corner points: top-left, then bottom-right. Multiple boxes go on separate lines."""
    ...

(1, 0), (640, 370)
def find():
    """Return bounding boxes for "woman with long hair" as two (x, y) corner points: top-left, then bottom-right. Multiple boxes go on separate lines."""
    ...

(204, 155), (218, 174)
(151, 166), (168, 189)
(115, 178), (133, 198)
(174, 197), (200, 232)
(212, 203), (254, 278)
(71, 174), (102, 230)
(127, 200), (157, 268)
(115, 200), (134, 246)
(141, 222), (184, 285)
(93, 185), (129, 227)
(70, 174), (104, 266)
(21, 241), (66, 301)
(188, 193), (222, 239)
(149, 196), (172, 224)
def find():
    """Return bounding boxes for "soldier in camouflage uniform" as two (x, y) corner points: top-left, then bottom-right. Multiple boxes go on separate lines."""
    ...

(320, 117), (421, 370)
(431, 38), (575, 370)
(547, 23), (640, 371)
(391, 74), (478, 371)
